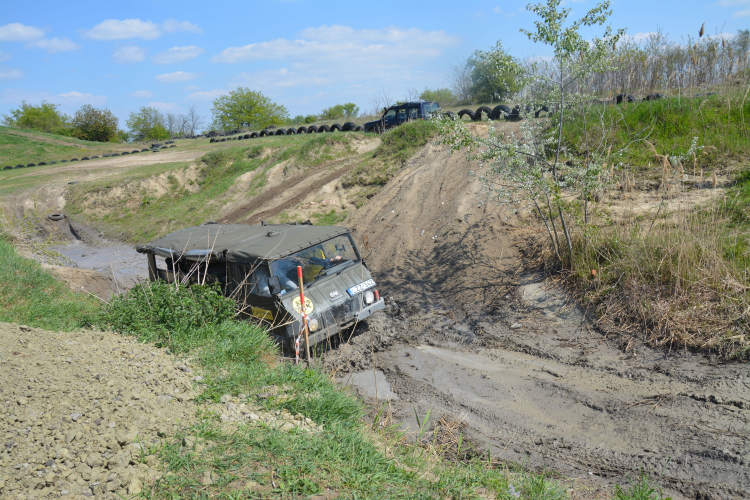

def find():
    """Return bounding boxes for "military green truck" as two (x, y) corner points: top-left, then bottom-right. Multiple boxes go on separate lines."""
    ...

(136, 222), (385, 351)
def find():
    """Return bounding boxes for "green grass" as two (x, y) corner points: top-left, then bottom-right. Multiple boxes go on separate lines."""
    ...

(311, 208), (348, 225)
(0, 236), (99, 330)
(560, 92), (750, 168)
(0, 125), (135, 166)
(345, 120), (439, 189)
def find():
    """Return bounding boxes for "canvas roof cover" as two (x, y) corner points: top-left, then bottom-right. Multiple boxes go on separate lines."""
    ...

(136, 224), (350, 263)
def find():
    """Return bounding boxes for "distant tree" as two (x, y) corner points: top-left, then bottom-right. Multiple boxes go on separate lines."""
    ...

(1, 100), (69, 133)
(70, 105), (119, 143)
(291, 115), (306, 124)
(126, 107), (169, 141)
(450, 61), (474, 104)
(466, 42), (521, 103)
(419, 87), (457, 105)
(304, 115), (318, 124)
(211, 88), (288, 130)
(184, 104), (204, 137)
(319, 103), (359, 120)
(165, 113), (177, 138)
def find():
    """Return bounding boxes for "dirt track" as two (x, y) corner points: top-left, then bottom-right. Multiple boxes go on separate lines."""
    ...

(14, 126), (750, 498)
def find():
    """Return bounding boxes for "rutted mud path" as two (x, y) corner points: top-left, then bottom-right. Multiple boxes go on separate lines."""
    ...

(319, 132), (749, 499)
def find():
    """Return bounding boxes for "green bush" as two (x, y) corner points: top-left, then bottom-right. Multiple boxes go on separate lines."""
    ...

(97, 281), (235, 349)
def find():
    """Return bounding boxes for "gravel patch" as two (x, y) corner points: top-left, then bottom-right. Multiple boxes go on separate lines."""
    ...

(0, 322), (198, 499)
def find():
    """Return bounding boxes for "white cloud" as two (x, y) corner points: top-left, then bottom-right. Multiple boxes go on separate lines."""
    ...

(148, 101), (180, 112)
(152, 45), (204, 64)
(81, 18), (202, 40)
(620, 32), (659, 44)
(184, 89), (227, 101)
(56, 91), (107, 105)
(493, 6), (503, 13)
(155, 71), (200, 83)
(232, 68), (333, 89)
(212, 25), (459, 64)
(0, 67), (24, 80)
(0, 23), (46, 42)
(0, 50), (10, 62)
(81, 19), (161, 40)
(733, 8), (750, 16)
(128, 90), (154, 98)
(26, 37), (81, 54)
(162, 19), (202, 34)
(113, 45), (147, 64)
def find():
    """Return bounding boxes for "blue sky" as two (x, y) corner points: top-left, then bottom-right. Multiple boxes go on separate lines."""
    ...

(1, 0), (747, 128)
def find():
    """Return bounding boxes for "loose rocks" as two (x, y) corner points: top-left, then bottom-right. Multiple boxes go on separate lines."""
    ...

(0, 322), (197, 499)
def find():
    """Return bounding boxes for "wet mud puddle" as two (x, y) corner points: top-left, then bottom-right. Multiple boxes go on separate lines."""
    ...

(52, 240), (147, 289)
(339, 282), (750, 499)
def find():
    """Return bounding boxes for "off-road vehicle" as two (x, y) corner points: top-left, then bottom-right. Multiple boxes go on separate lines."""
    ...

(136, 223), (385, 351)
(364, 101), (441, 133)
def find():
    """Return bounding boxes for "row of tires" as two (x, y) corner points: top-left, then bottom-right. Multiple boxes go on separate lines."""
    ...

(209, 122), (363, 142)
(454, 104), (550, 121)
(3, 145), (177, 170)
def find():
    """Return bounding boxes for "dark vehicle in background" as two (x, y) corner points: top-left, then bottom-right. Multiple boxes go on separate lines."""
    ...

(137, 223), (385, 352)
(364, 101), (441, 133)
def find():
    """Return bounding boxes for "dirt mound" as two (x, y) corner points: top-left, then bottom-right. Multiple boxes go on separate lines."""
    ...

(0, 322), (198, 498)
(42, 264), (118, 301)
(345, 138), (523, 313)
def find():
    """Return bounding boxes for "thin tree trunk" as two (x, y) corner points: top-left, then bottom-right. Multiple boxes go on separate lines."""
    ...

(534, 197), (560, 258)
(544, 192), (561, 256)
(557, 203), (574, 262)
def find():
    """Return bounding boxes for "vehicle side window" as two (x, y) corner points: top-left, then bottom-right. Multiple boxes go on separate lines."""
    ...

(241, 263), (271, 297)
(396, 108), (406, 121)
(384, 109), (396, 121)
(409, 108), (418, 120)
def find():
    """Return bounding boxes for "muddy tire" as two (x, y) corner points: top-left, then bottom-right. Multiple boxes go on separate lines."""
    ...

(47, 213), (65, 221)
(307, 125), (319, 134)
(474, 106), (492, 121)
(457, 109), (475, 120)
(330, 123), (341, 132)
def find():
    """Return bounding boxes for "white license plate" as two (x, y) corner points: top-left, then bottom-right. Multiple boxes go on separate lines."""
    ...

(347, 279), (375, 296)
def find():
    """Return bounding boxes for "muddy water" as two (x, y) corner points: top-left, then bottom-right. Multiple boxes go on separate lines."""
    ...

(51, 240), (147, 290)
(335, 285), (750, 500)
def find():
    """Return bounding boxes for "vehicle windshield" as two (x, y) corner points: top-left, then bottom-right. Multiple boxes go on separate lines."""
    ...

(423, 102), (440, 117)
(270, 234), (359, 294)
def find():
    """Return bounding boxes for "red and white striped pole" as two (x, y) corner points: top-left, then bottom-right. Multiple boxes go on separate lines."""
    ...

(297, 266), (312, 362)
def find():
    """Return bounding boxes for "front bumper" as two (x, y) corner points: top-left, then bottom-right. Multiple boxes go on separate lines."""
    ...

(305, 297), (385, 346)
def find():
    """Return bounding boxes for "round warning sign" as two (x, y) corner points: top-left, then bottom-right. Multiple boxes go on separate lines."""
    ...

(292, 296), (314, 315)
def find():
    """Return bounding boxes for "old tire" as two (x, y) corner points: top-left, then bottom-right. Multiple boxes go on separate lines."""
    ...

(307, 125), (319, 134)
(318, 124), (330, 133)
(457, 109), (475, 120)
(27, 163), (36, 167)
(249, 132), (259, 138)
(474, 106), (492, 121)
(490, 105), (510, 119)
(330, 123), (341, 132)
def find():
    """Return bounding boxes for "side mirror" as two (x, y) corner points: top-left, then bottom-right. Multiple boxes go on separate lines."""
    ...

(268, 276), (281, 296)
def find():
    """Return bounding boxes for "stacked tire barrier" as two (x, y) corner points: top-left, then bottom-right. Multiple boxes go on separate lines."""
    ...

(3, 143), (178, 171)
(208, 121), (367, 143)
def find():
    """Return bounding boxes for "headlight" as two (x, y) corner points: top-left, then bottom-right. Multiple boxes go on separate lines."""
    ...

(308, 318), (319, 332)
(364, 291), (375, 305)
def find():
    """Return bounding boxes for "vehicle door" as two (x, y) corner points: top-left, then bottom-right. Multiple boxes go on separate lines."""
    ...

(394, 107), (407, 125)
(407, 107), (419, 121)
(237, 261), (276, 323)
(382, 108), (398, 129)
